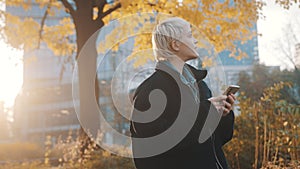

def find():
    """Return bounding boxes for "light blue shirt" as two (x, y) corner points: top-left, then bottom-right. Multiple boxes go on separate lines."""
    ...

(158, 61), (200, 104)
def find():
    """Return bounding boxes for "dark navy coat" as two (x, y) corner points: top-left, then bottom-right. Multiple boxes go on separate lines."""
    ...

(130, 63), (234, 169)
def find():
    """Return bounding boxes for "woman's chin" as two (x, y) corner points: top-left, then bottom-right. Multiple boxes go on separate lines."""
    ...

(188, 55), (198, 61)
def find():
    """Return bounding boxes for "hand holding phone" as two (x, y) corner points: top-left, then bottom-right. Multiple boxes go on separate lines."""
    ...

(223, 85), (240, 96)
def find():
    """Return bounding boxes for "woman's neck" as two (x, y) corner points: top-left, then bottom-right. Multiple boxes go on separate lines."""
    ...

(168, 57), (185, 74)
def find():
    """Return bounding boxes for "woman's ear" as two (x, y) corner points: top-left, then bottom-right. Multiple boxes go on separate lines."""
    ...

(171, 40), (180, 51)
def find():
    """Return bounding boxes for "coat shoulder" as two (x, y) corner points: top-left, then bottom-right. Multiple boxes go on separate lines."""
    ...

(133, 70), (175, 100)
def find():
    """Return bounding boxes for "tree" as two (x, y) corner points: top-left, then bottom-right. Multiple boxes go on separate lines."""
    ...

(238, 63), (300, 104)
(269, 18), (300, 104)
(238, 64), (277, 101)
(224, 81), (300, 169)
(228, 62), (300, 168)
(271, 20), (300, 71)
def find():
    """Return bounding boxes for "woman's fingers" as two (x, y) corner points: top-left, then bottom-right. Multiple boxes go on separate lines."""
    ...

(226, 94), (235, 105)
(230, 93), (236, 100)
(209, 95), (235, 116)
(222, 108), (230, 116)
(224, 101), (232, 110)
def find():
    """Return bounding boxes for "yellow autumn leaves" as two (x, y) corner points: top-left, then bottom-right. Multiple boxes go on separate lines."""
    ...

(5, 0), (261, 67)
(43, 18), (75, 57)
(105, 0), (259, 67)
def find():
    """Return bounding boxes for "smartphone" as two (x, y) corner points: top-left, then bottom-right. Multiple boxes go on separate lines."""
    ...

(223, 85), (240, 95)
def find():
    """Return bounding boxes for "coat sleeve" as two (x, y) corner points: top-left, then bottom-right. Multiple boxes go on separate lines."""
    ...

(197, 80), (235, 146)
(215, 110), (235, 146)
(130, 91), (166, 138)
(130, 82), (178, 138)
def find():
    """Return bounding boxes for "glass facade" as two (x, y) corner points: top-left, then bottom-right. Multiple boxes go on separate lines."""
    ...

(9, 3), (79, 144)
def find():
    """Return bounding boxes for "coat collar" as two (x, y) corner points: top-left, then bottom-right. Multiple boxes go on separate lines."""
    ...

(155, 61), (207, 81)
(186, 64), (207, 81)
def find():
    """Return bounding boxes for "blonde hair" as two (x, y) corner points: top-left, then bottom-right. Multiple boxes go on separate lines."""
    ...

(152, 17), (189, 61)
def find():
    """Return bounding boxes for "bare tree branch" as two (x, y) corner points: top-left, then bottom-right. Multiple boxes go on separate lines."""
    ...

(37, 0), (52, 49)
(271, 20), (300, 70)
(61, 0), (75, 15)
(100, 2), (121, 19)
(74, 0), (79, 7)
(282, 47), (295, 65)
(274, 38), (297, 69)
(282, 25), (298, 69)
(290, 26), (299, 44)
(97, 0), (107, 16)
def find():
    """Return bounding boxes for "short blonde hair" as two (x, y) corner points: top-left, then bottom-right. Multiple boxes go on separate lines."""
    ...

(152, 17), (189, 61)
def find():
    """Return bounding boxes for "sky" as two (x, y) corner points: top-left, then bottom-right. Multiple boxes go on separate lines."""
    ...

(0, 1), (23, 110)
(0, 43), (23, 108)
(257, 1), (300, 69)
(0, 1), (299, 108)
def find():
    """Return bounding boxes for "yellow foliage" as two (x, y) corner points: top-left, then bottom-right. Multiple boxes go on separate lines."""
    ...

(127, 49), (154, 68)
(6, 0), (32, 10)
(6, 0), (59, 11)
(108, 0), (259, 67)
(49, 1), (64, 10)
(5, 14), (40, 50)
(43, 17), (75, 56)
(4, 0), (300, 68)
(201, 56), (214, 68)
(4, 0), (263, 67)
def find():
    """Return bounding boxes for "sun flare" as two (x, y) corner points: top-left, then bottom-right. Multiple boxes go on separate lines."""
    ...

(0, 42), (23, 107)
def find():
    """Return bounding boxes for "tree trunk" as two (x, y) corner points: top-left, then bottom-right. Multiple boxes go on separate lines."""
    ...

(266, 129), (271, 164)
(235, 153), (241, 169)
(71, 1), (104, 161)
(262, 114), (267, 166)
(60, 0), (121, 162)
(76, 32), (100, 160)
(254, 103), (259, 169)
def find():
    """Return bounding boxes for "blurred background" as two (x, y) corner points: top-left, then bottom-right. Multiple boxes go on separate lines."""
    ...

(0, 0), (299, 169)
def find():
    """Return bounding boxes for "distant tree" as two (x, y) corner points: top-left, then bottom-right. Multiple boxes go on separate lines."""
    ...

(233, 61), (300, 168)
(238, 64), (277, 100)
(271, 20), (300, 71)
(224, 81), (300, 169)
(238, 63), (300, 104)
